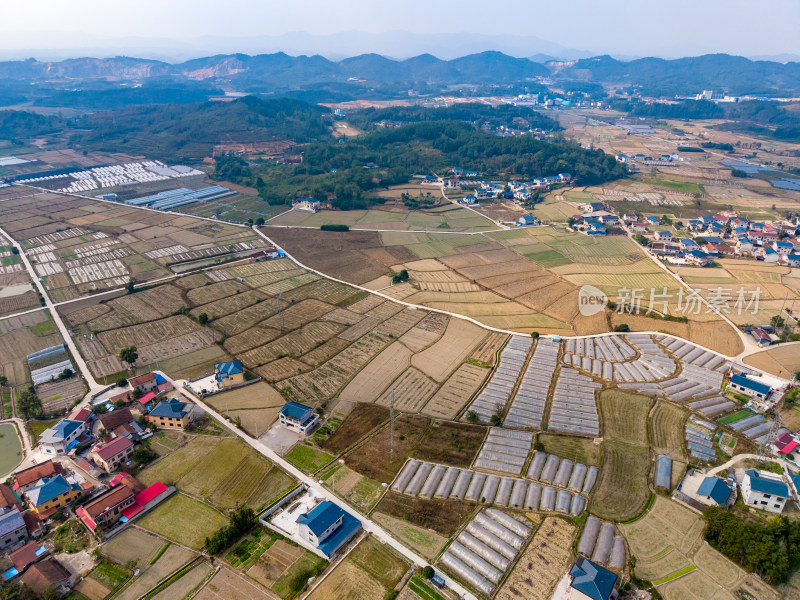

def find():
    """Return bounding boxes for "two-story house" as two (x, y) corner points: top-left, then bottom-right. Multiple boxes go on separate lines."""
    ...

(12, 461), (65, 495)
(215, 361), (244, 388)
(741, 469), (788, 513)
(296, 499), (361, 558)
(128, 372), (160, 395)
(91, 437), (134, 474)
(146, 398), (194, 430)
(279, 401), (320, 435)
(39, 419), (85, 455)
(0, 508), (28, 552)
(76, 485), (136, 532)
(24, 475), (82, 517)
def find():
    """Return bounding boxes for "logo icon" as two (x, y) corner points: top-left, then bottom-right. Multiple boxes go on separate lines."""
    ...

(578, 285), (608, 317)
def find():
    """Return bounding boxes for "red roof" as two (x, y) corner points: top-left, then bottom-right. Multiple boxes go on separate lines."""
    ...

(9, 541), (47, 571)
(109, 472), (131, 487)
(135, 481), (167, 506)
(780, 441), (799, 454)
(76, 506), (96, 531)
(138, 391), (157, 405)
(68, 408), (92, 422)
(93, 436), (133, 461)
(129, 373), (156, 387)
(156, 382), (173, 393)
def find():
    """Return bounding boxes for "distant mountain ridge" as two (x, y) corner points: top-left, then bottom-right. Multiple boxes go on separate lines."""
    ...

(0, 51), (797, 95)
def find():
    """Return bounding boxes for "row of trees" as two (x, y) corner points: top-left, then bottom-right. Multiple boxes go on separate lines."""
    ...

(204, 507), (257, 554)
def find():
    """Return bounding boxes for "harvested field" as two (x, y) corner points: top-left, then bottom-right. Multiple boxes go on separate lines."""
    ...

(187, 280), (246, 305)
(538, 433), (602, 466)
(411, 319), (486, 382)
(469, 332), (508, 365)
(97, 315), (217, 355)
(372, 511), (448, 561)
(196, 567), (273, 600)
(598, 389), (653, 446)
(398, 324), (444, 353)
(321, 403), (389, 454)
(87, 285), (185, 331)
(592, 440), (650, 521)
(256, 357), (311, 382)
(375, 367), (439, 413)
(375, 492), (475, 537)
(190, 290), (267, 320)
(322, 464), (384, 511)
(496, 517), (574, 600)
(650, 401), (688, 460)
(212, 299), (290, 336)
(283, 332), (391, 403)
(346, 414), (485, 482)
(239, 321), (346, 368)
(151, 562), (214, 600)
(138, 493), (228, 549)
(743, 344), (800, 378)
(114, 544), (196, 600)
(261, 299), (335, 332)
(224, 326), (283, 355)
(338, 342), (412, 404)
(421, 362), (489, 419)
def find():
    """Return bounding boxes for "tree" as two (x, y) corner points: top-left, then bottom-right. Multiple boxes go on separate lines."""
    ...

(422, 566), (434, 579)
(98, 427), (107, 439)
(125, 278), (136, 294)
(197, 313), (209, 325)
(530, 331), (540, 339)
(614, 324), (631, 332)
(119, 346), (138, 370)
(255, 217), (265, 226)
(132, 447), (156, 466)
(41, 586), (60, 600)
(116, 377), (127, 388)
(465, 410), (479, 423)
(58, 368), (73, 380)
(17, 390), (42, 419)
(771, 315), (785, 328)
(0, 375), (8, 388)
(131, 388), (143, 401)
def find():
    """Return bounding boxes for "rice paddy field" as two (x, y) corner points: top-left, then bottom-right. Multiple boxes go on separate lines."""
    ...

(137, 492), (228, 550)
(138, 436), (296, 511)
(619, 495), (764, 600)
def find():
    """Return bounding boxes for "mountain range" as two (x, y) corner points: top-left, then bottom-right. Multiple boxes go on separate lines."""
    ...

(0, 51), (798, 97)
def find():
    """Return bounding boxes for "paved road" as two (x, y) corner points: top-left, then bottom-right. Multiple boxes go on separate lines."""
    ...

(0, 225), (101, 391)
(172, 376), (478, 600)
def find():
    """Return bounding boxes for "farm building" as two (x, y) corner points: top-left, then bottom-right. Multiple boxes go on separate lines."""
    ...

(296, 500), (361, 558)
(741, 469), (788, 513)
(146, 398), (194, 430)
(279, 401), (319, 434)
(38, 419), (85, 455)
(0, 508), (27, 552)
(654, 455), (672, 490)
(91, 436), (134, 473)
(568, 556), (618, 600)
(774, 432), (798, 456)
(696, 477), (733, 507)
(215, 360), (244, 388)
(728, 374), (771, 400)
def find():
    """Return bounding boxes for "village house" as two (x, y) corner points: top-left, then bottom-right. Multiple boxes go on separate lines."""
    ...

(0, 484), (22, 512)
(19, 558), (71, 596)
(728, 373), (772, 401)
(460, 194), (477, 205)
(686, 250), (712, 266)
(741, 469), (788, 513)
(98, 408), (135, 436)
(517, 215), (539, 227)
(629, 221), (647, 233)
(12, 461), (64, 495)
(91, 437), (134, 473)
(654, 230), (673, 242)
(7, 540), (48, 577)
(696, 477), (733, 507)
(279, 401), (320, 435)
(296, 499), (362, 558)
(0, 508), (28, 552)
(774, 241), (794, 255)
(215, 360), (244, 388)
(146, 398), (194, 430)
(38, 419), (85, 455)
(76, 484), (136, 532)
(24, 475), (82, 517)
(567, 556), (618, 600)
(128, 372), (159, 395)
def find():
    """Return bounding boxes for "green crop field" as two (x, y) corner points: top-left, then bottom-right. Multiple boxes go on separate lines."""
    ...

(285, 444), (335, 474)
(718, 409), (752, 425)
(138, 493), (228, 549)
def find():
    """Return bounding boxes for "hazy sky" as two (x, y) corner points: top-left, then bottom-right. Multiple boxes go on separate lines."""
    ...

(1, 0), (798, 59)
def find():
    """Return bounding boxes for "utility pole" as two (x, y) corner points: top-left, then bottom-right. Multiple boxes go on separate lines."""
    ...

(390, 388), (395, 464)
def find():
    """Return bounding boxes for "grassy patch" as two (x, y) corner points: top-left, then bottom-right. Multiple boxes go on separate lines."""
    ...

(524, 249), (572, 268)
(718, 409), (752, 425)
(272, 553), (327, 600)
(538, 433), (601, 466)
(30, 319), (56, 336)
(89, 560), (130, 591)
(652, 564), (696, 585)
(285, 444), (335, 474)
(409, 575), (446, 600)
(137, 493), (228, 550)
(53, 520), (91, 553)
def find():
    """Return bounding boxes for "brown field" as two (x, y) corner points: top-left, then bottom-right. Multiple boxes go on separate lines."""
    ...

(469, 332), (508, 365)
(223, 325), (283, 355)
(321, 403), (389, 454)
(256, 357), (312, 382)
(372, 511), (448, 561)
(650, 401), (688, 460)
(538, 434), (602, 466)
(87, 285), (186, 331)
(346, 414), (485, 482)
(212, 298), (290, 337)
(421, 362), (489, 419)
(743, 344), (800, 378)
(0, 312), (65, 385)
(102, 527), (165, 566)
(239, 321), (345, 368)
(150, 562), (214, 600)
(375, 367), (439, 412)
(374, 307), (427, 338)
(73, 577), (111, 600)
(496, 517), (574, 600)
(97, 315), (217, 354)
(338, 342), (412, 404)
(187, 280), (251, 305)
(261, 299), (336, 332)
(376, 492), (475, 537)
(114, 544), (196, 600)
(190, 290), (267, 321)
(410, 318), (486, 382)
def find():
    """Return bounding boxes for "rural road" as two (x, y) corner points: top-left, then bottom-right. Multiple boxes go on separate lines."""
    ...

(171, 374), (480, 600)
(0, 225), (101, 391)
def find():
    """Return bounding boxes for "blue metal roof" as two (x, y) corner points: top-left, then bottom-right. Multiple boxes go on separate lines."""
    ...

(569, 556), (617, 600)
(297, 500), (344, 536)
(25, 475), (76, 507)
(0, 508), (24, 537)
(215, 360), (243, 380)
(51, 419), (83, 440)
(730, 373), (771, 395)
(746, 470), (788, 497)
(149, 398), (189, 419)
(316, 510), (361, 557)
(280, 401), (314, 420)
(697, 477), (731, 505)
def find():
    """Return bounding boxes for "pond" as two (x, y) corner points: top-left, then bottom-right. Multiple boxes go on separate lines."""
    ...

(0, 422), (22, 476)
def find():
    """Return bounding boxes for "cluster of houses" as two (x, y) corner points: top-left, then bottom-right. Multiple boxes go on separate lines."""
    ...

(690, 467), (799, 515)
(615, 152), (687, 168)
(457, 174), (573, 206)
(0, 459), (169, 594)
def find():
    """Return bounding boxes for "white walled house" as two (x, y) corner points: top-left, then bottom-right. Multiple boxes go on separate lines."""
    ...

(278, 402), (319, 435)
(741, 469), (788, 514)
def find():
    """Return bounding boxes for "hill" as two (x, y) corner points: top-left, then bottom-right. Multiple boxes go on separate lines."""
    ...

(69, 96), (332, 160)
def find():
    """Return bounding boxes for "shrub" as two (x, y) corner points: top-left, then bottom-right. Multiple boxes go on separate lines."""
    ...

(320, 224), (349, 232)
